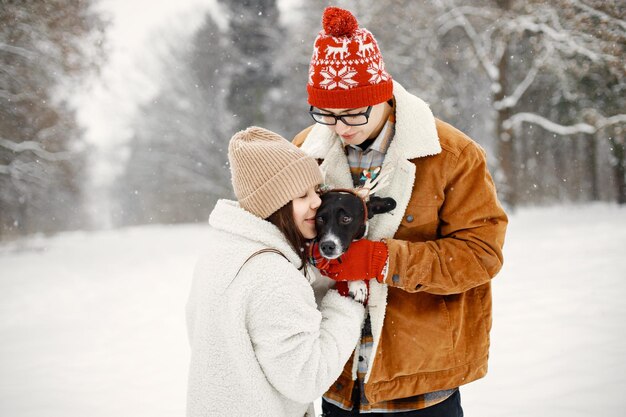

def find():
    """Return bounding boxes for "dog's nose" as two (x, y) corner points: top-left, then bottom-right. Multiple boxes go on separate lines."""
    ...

(320, 241), (336, 254)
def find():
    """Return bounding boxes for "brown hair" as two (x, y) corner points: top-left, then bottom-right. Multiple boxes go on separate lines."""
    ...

(266, 201), (310, 275)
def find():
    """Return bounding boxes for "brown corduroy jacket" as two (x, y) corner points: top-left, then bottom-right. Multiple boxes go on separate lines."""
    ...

(293, 81), (508, 405)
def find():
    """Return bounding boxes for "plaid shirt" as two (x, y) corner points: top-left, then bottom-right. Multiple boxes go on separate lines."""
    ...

(345, 115), (394, 186)
(323, 106), (457, 413)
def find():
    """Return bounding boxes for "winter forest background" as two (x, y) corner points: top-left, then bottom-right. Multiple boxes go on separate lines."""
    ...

(1, 1), (626, 416)
(1, 0), (624, 238)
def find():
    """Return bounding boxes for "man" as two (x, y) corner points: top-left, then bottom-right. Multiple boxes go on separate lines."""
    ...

(293, 7), (508, 417)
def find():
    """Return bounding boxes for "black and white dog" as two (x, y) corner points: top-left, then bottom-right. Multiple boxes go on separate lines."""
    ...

(316, 190), (396, 259)
(314, 188), (396, 302)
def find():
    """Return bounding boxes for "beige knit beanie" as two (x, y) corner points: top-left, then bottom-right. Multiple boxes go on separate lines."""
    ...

(228, 126), (323, 219)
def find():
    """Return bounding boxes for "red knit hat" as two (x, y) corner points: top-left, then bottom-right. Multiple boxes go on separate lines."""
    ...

(307, 7), (393, 109)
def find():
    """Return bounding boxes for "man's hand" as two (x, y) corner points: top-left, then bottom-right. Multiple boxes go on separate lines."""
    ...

(309, 239), (388, 283)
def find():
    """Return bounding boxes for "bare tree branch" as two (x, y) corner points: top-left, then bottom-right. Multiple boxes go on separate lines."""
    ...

(0, 89), (35, 102)
(435, 1), (499, 82)
(0, 137), (72, 161)
(506, 15), (618, 63)
(494, 44), (552, 110)
(570, 0), (626, 31)
(0, 42), (36, 59)
(504, 112), (626, 135)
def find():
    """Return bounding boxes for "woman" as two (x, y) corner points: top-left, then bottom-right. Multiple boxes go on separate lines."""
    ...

(186, 127), (366, 417)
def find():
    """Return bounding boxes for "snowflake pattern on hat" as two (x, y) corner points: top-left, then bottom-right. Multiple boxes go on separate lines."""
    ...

(319, 66), (359, 90)
(367, 60), (390, 84)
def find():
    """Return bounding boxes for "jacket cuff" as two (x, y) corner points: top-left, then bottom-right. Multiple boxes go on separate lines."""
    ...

(377, 258), (389, 283)
(371, 242), (389, 282)
(382, 238), (423, 290)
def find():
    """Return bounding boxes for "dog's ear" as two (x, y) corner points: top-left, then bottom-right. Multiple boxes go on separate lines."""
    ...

(367, 196), (397, 219)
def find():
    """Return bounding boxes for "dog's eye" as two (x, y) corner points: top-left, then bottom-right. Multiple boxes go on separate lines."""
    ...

(340, 215), (352, 225)
(316, 216), (325, 224)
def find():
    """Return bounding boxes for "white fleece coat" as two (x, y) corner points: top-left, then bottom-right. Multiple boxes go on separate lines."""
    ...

(186, 200), (366, 417)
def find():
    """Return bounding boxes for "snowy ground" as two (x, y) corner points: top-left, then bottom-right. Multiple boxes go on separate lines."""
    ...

(1, 203), (625, 416)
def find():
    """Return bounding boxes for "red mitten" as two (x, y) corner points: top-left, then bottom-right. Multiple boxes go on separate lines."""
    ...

(309, 239), (388, 283)
(334, 281), (350, 297)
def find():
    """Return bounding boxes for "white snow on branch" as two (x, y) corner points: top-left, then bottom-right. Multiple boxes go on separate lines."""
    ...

(494, 46), (551, 111)
(506, 16), (617, 64)
(0, 89), (36, 102)
(570, 0), (626, 32)
(435, 5), (498, 22)
(0, 137), (72, 161)
(0, 42), (36, 59)
(598, 114), (626, 130)
(435, 2), (500, 82)
(504, 112), (626, 136)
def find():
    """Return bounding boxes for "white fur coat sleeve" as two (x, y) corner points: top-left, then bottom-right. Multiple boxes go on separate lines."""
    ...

(243, 258), (365, 404)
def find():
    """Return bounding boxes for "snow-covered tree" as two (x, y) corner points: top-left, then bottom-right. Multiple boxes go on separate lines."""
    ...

(0, 0), (106, 238)
(433, 0), (625, 205)
(116, 12), (233, 225)
(259, 0), (328, 139)
(119, 0), (623, 213)
(218, 0), (284, 131)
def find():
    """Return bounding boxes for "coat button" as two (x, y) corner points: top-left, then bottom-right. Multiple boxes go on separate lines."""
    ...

(392, 274), (400, 283)
(335, 382), (344, 390)
(406, 215), (414, 222)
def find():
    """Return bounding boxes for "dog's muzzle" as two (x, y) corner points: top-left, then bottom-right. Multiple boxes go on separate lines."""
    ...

(318, 234), (343, 259)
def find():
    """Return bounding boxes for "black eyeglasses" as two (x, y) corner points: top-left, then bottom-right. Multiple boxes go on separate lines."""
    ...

(309, 106), (373, 126)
